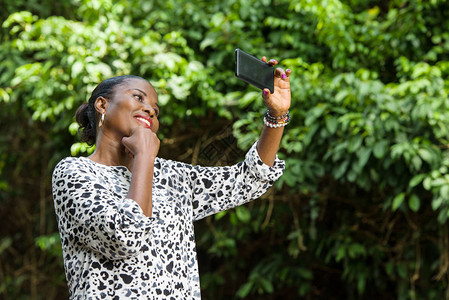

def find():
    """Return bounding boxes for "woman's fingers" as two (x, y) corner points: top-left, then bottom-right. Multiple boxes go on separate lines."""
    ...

(262, 56), (288, 77)
(124, 147), (134, 159)
(268, 59), (278, 66)
(274, 67), (285, 78)
(262, 88), (271, 97)
(262, 56), (278, 66)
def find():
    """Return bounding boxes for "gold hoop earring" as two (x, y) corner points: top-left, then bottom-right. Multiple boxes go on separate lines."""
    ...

(99, 114), (105, 127)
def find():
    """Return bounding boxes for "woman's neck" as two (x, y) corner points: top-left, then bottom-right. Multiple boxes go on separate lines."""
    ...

(89, 133), (133, 170)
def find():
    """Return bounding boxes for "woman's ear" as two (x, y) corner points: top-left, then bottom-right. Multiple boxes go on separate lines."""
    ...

(94, 96), (108, 115)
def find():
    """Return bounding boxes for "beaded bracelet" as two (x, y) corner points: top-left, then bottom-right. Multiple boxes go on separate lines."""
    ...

(264, 110), (291, 128)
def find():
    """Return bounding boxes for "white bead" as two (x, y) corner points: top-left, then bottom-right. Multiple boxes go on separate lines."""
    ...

(264, 117), (288, 128)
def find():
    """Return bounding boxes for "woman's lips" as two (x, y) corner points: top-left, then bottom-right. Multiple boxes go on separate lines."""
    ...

(134, 116), (152, 129)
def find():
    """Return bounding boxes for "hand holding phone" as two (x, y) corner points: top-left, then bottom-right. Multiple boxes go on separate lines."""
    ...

(235, 49), (274, 93)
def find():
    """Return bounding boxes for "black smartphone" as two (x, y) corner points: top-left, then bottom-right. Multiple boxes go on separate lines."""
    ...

(235, 48), (274, 94)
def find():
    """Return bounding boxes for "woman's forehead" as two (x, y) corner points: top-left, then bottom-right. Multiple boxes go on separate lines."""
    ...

(119, 78), (157, 96)
(121, 78), (152, 89)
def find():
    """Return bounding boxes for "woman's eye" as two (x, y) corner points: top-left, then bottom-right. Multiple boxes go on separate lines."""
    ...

(134, 94), (143, 102)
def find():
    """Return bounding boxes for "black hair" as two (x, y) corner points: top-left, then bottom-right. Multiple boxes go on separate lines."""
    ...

(75, 75), (145, 145)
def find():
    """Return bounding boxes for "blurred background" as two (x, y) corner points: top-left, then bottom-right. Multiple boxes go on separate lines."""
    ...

(1, 0), (449, 299)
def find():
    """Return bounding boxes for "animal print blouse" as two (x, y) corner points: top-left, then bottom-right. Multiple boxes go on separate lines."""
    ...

(52, 141), (284, 299)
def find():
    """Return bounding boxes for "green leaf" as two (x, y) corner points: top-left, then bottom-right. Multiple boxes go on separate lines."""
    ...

(297, 268), (313, 280)
(336, 246), (346, 262)
(432, 197), (443, 210)
(259, 278), (274, 293)
(235, 206), (251, 223)
(438, 209), (449, 224)
(357, 148), (371, 170)
(325, 117), (338, 134)
(0, 237), (12, 254)
(392, 193), (405, 211)
(385, 262), (394, 276)
(214, 211), (227, 221)
(397, 263), (408, 279)
(347, 136), (363, 153)
(71, 61), (84, 78)
(236, 282), (253, 298)
(373, 141), (388, 159)
(334, 160), (349, 180)
(411, 155), (422, 171)
(408, 194), (420, 212)
(440, 185), (449, 199)
(305, 106), (326, 126)
(409, 174), (426, 188)
(357, 276), (366, 294)
(417, 148), (434, 166)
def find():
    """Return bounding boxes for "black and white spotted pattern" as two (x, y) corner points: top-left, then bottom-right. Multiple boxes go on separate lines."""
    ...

(52, 141), (284, 299)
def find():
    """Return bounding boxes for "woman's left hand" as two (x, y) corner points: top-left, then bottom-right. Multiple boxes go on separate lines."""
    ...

(261, 57), (291, 117)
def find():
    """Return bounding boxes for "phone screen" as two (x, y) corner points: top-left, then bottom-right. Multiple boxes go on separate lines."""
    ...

(235, 49), (274, 93)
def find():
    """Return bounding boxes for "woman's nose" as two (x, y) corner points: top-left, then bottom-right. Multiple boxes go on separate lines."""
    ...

(142, 105), (155, 117)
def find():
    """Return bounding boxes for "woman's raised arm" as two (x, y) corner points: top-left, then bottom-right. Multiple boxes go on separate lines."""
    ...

(256, 57), (292, 166)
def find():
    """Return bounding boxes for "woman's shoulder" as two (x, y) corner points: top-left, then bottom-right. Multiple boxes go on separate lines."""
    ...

(57, 156), (132, 177)
(53, 156), (109, 180)
(54, 156), (193, 178)
(51, 157), (91, 187)
(54, 156), (91, 171)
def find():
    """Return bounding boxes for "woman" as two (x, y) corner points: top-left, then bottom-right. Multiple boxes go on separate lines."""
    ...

(52, 57), (291, 299)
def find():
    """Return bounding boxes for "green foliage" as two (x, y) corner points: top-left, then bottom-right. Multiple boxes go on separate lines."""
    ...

(2, 0), (449, 299)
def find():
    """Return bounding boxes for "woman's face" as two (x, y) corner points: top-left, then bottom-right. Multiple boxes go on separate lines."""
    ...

(101, 78), (160, 140)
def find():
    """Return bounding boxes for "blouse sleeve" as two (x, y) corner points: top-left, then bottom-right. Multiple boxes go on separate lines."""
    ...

(185, 141), (285, 221)
(52, 158), (158, 260)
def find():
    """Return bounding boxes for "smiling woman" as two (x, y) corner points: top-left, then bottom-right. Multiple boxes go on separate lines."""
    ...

(52, 69), (291, 299)
(76, 75), (160, 147)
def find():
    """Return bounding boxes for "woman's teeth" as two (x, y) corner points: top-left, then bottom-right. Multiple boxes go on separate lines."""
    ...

(136, 117), (151, 128)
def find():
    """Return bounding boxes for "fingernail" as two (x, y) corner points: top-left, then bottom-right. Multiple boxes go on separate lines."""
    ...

(282, 74), (287, 79)
(286, 69), (291, 72)
(263, 90), (269, 96)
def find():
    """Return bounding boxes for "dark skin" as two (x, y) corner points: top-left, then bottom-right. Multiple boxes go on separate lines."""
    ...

(89, 59), (291, 217)
(258, 57), (291, 166)
(90, 79), (160, 217)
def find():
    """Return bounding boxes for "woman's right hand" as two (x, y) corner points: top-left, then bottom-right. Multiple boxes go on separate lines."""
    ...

(122, 126), (159, 217)
(121, 126), (160, 160)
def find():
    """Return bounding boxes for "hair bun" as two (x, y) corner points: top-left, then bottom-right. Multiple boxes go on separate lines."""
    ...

(75, 102), (96, 146)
